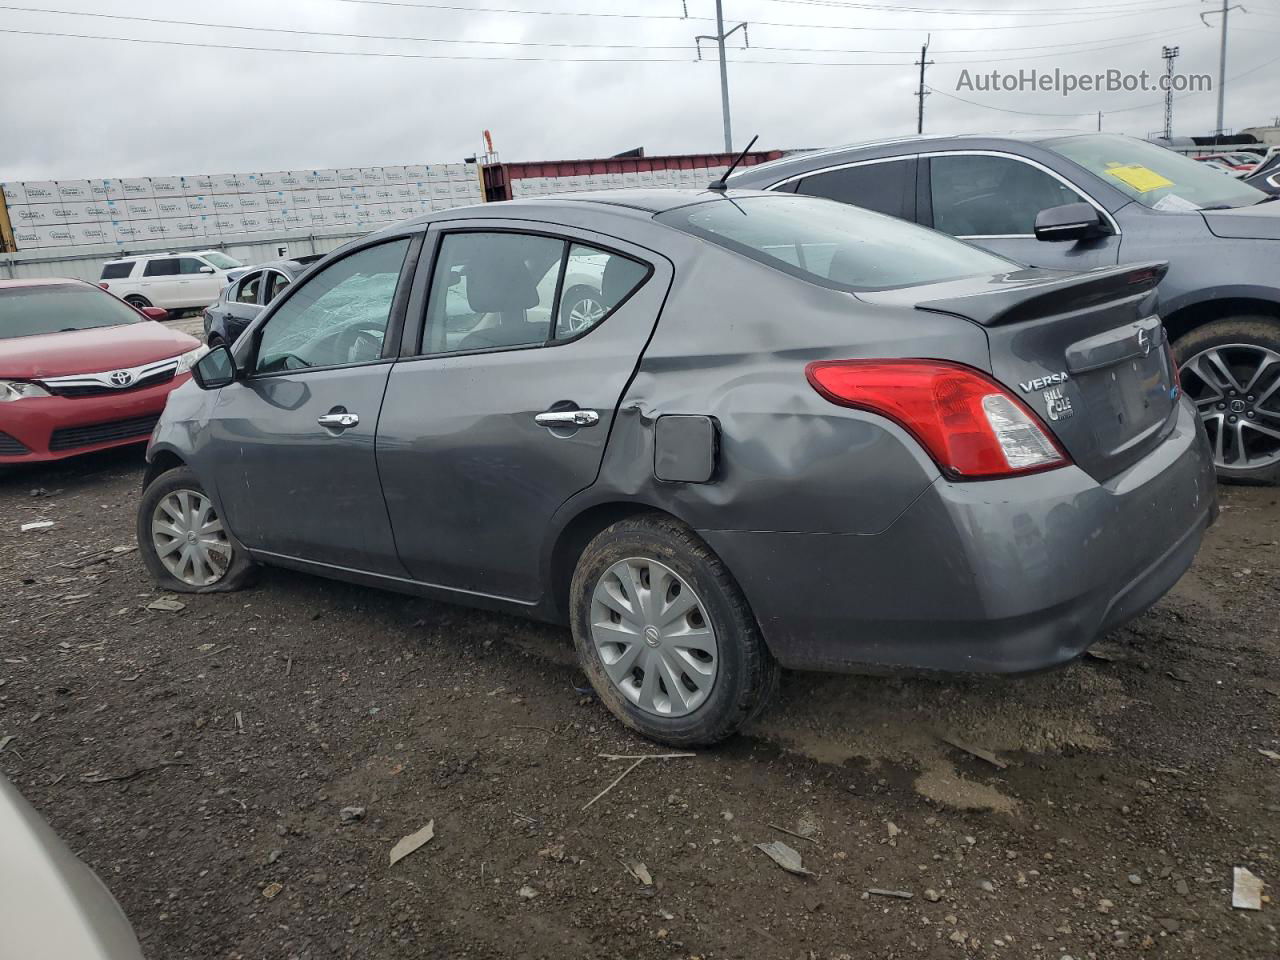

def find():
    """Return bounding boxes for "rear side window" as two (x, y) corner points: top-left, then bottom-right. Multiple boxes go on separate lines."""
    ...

(422, 232), (649, 354)
(794, 158), (917, 220)
(657, 194), (1012, 291)
(266, 271), (292, 302)
(143, 258), (180, 277)
(100, 261), (134, 280)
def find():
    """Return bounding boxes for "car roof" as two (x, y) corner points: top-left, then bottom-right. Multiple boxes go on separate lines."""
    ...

(0, 277), (91, 289)
(103, 250), (219, 263)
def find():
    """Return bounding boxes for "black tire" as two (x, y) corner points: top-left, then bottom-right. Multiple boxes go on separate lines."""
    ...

(1174, 315), (1280, 486)
(136, 465), (254, 593)
(124, 295), (152, 310)
(569, 513), (778, 746)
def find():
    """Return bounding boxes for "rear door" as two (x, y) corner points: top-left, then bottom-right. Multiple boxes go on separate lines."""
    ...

(376, 222), (669, 602)
(139, 258), (181, 307)
(923, 152), (1121, 271)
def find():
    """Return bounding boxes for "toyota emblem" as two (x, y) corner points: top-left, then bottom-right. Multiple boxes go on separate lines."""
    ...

(109, 370), (134, 387)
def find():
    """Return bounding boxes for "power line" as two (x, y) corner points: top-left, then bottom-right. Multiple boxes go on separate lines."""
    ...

(757, 0), (1199, 16)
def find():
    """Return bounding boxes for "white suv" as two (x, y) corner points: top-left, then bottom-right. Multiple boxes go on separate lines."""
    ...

(98, 250), (245, 311)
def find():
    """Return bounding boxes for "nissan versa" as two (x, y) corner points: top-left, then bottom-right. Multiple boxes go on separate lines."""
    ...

(136, 190), (1217, 745)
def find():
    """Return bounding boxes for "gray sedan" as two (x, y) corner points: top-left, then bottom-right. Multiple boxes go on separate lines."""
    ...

(137, 190), (1216, 744)
(730, 133), (1280, 484)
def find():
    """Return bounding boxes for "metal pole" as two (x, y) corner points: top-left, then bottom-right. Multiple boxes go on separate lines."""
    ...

(914, 36), (932, 135)
(1214, 0), (1228, 136)
(1098, 111), (1102, 132)
(715, 0), (732, 152)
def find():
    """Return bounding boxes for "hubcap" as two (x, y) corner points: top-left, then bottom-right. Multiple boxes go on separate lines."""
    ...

(151, 489), (232, 587)
(589, 557), (717, 718)
(1180, 343), (1280, 472)
(566, 297), (605, 334)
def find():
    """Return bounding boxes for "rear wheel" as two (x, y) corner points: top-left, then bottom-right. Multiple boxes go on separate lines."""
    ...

(559, 285), (606, 336)
(569, 514), (778, 746)
(1175, 316), (1280, 485)
(137, 466), (254, 593)
(124, 295), (152, 310)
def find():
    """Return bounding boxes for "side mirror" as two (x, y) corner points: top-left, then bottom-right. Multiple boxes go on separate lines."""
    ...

(199, 265), (216, 274)
(191, 344), (237, 390)
(141, 306), (169, 321)
(1034, 202), (1109, 242)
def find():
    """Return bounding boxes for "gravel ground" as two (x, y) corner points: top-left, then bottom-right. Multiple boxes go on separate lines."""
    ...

(1, 447), (1277, 960)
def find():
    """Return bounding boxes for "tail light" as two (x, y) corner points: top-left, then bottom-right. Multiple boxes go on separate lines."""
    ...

(806, 359), (1069, 480)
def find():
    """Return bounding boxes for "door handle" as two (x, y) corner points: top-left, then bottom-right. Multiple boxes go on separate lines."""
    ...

(535, 409), (599, 428)
(317, 412), (359, 429)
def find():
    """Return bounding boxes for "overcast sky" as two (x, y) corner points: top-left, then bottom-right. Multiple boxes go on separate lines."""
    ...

(1, 0), (1278, 183)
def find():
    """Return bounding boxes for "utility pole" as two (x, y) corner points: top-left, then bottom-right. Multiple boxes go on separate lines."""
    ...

(1201, 0), (1242, 138)
(914, 35), (933, 135)
(1098, 111), (1103, 132)
(1162, 45), (1180, 140)
(695, 1), (748, 153)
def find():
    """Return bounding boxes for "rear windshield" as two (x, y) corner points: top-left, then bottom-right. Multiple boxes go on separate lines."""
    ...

(0, 284), (142, 340)
(201, 252), (242, 270)
(100, 261), (134, 279)
(655, 194), (1014, 291)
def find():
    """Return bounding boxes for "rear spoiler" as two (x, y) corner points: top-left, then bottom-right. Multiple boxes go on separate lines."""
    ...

(916, 262), (1168, 327)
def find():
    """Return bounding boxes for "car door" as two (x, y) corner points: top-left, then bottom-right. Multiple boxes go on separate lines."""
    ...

(179, 256), (223, 304)
(204, 234), (421, 574)
(789, 156), (919, 221)
(221, 270), (265, 342)
(922, 152), (1121, 270)
(376, 223), (668, 602)
(139, 257), (181, 307)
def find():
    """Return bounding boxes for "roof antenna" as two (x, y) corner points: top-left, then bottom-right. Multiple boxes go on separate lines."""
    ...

(708, 134), (758, 191)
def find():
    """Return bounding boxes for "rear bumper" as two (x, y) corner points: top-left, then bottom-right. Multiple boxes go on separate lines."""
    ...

(701, 397), (1217, 674)
(0, 375), (189, 464)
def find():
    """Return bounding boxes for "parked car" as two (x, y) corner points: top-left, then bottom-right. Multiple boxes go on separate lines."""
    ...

(203, 258), (313, 348)
(1245, 153), (1280, 196)
(0, 278), (204, 464)
(731, 133), (1280, 484)
(136, 190), (1216, 744)
(1196, 151), (1260, 173)
(98, 250), (244, 312)
(0, 773), (146, 960)
(1197, 158), (1247, 178)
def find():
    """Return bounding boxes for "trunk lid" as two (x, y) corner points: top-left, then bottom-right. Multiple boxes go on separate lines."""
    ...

(857, 263), (1179, 481)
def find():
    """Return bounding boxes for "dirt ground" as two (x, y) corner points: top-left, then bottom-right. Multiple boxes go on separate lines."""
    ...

(1, 446), (1277, 960)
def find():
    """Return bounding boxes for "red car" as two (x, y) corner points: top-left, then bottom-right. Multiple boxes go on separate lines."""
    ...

(0, 278), (205, 464)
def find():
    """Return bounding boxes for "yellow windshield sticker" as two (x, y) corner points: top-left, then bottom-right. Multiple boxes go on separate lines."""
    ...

(1104, 164), (1174, 193)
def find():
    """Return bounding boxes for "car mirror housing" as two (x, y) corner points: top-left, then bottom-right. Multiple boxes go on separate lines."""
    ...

(141, 306), (170, 321)
(191, 344), (237, 390)
(1034, 202), (1109, 242)
(199, 265), (216, 274)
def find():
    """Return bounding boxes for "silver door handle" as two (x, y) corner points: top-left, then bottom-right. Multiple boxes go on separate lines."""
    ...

(317, 412), (359, 429)
(535, 409), (599, 428)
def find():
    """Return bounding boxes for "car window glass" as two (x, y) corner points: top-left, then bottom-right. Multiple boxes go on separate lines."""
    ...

(143, 258), (179, 277)
(423, 232), (565, 354)
(266, 272), (291, 302)
(178, 257), (209, 275)
(0, 283), (141, 339)
(100, 262), (134, 279)
(555, 244), (648, 340)
(929, 155), (1084, 236)
(254, 239), (410, 374)
(235, 273), (263, 304)
(795, 159), (916, 220)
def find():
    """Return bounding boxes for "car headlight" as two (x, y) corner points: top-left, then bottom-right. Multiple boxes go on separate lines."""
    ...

(174, 346), (210, 375)
(0, 380), (51, 402)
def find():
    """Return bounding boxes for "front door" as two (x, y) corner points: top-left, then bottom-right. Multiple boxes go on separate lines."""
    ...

(377, 225), (667, 602)
(924, 153), (1121, 271)
(205, 235), (419, 575)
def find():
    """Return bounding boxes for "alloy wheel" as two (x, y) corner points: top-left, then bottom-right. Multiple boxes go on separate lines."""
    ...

(589, 557), (718, 718)
(151, 489), (232, 587)
(565, 296), (605, 334)
(1180, 343), (1280, 472)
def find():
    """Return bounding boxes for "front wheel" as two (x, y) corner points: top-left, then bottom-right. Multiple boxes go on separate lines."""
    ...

(1175, 316), (1280, 485)
(569, 514), (778, 746)
(136, 466), (254, 593)
(124, 295), (152, 310)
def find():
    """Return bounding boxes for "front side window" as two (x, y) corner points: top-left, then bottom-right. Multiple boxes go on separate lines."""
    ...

(1045, 133), (1267, 211)
(929, 154), (1085, 237)
(657, 194), (1013, 291)
(143, 258), (180, 277)
(794, 158), (916, 220)
(179, 257), (210, 275)
(422, 232), (648, 354)
(235, 272), (263, 304)
(265, 271), (292, 302)
(100, 261), (134, 280)
(254, 239), (410, 374)
(201, 251), (242, 270)
(0, 284), (141, 340)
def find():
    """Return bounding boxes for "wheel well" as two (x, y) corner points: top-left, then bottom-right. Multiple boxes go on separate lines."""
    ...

(548, 502), (682, 621)
(142, 450), (185, 491)
(1163, 298), (1280, 345)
